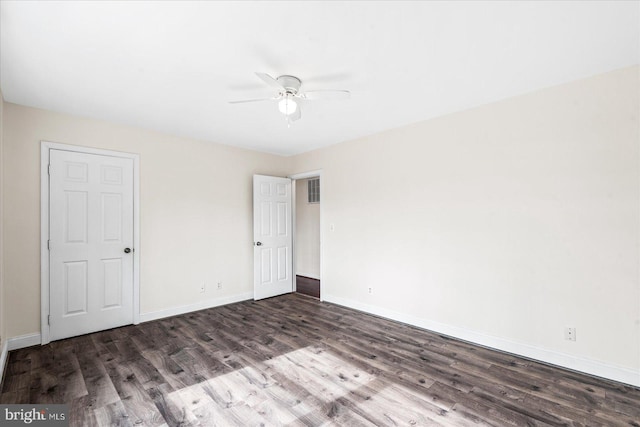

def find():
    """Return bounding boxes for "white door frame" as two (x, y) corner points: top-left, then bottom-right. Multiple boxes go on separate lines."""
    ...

(40, 141), (141, 344)
(288, 170), (323, 301)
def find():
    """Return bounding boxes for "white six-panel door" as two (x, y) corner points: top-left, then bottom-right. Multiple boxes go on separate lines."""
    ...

(253, 175), (293, 300)
(49, 149), (134, 341)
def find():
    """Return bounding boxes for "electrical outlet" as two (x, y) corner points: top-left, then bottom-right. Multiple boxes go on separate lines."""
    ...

(217, 281), (223, 290)
(564, 327), (576, 341)
(200, 283), (205, 293)
(368, 287), (372, 294)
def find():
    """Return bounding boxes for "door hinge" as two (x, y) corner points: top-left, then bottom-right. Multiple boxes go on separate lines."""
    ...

(47, 315), (50, 326)
(48, 164), (51, 175)
(47, 240), (50, 250)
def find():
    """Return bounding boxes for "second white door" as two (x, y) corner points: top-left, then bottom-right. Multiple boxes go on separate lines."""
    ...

(49, 149), (134, 341)
(253, 175), (293, 300)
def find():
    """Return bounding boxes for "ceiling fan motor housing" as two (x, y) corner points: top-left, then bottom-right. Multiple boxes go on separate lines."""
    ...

(277, 75), (302, 94)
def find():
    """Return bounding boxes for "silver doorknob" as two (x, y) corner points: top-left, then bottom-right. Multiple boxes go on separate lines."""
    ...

(255, 242), (262, 246)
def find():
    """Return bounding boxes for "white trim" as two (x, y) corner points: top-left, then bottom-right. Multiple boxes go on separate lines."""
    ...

(0, 339), (8, 386)
(40, 145), (50, 344)
(288, 170), (323, 181)
(139, 292), (253, 323)
(132, 154), (141, 324)
(291, 179), (298, 293)
(318, 172), (324, 301)
(288, 170), (324, 301)
(7, 333), (42, 351)
(323, 293), (640, 388)
(0, 333), (43, 385)
(40, 141), (141, 344)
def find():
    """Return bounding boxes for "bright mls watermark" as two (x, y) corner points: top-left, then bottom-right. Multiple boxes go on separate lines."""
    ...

(1, 405), (68, 426)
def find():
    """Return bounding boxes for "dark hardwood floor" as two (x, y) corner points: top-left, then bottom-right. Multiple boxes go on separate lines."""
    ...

(296, 275), (320, 299)
(1, 294), (639, 426)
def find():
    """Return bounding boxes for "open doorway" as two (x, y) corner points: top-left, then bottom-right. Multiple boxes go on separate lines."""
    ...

(292, 174), (321, 299)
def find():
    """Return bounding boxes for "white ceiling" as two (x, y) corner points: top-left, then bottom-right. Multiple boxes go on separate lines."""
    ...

(1, 1), (638, 156)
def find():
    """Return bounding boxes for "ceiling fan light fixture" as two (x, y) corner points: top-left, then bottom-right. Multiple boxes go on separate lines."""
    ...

(230, 73), (350, 123)
(278, 96), (297, 115)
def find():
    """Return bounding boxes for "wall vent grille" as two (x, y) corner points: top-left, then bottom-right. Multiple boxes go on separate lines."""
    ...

(308, 178), (320, 204)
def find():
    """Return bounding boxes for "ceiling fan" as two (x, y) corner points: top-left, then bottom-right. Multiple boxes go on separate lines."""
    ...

(229, 73), (350, 125)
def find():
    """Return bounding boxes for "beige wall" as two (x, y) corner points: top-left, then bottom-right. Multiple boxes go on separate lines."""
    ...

(295, 178), (320, 279)
(0, 89), (4, 348)
(291, 66), (640, 381)
(2, 104), (290, 337)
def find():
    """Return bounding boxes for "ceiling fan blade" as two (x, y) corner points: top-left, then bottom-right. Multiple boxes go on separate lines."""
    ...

(229, 97), (276, 104)
(255, 72), (284, 90)
(302, 90), (350, 100)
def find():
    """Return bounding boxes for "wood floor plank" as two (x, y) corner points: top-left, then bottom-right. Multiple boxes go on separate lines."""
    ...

(0, 387), (29, 404)
(147, 382), (199, 426)
(142, 348), (200, 391)
(93, 399), (134, 427)
(75, 338), (121, 409)
(2, 293), (638, 427)
(69, 395), (100, 427)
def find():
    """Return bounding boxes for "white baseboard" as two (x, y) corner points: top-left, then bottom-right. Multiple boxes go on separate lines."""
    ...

(323, 294), (640, 388)
(0, 333), (42, 386)
(0, 339), (8, 386)
(139, 292), (253, 323)
(7, 333), (42, 351)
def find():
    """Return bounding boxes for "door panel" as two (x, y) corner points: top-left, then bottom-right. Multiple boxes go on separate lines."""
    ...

(49, 149), (134, 341)
(102, 258), (123, 308)
(253, 175), (293, 300)
(65, 191), (88, 243)
(64, 261), (88, 315)
(101, 193), (122, 241)
(277, 247), (288, 281)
